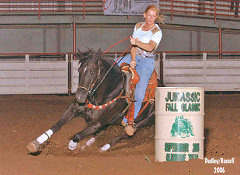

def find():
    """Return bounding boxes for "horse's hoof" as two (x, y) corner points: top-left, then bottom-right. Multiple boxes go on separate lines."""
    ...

(100, 144), (110, 152)
(80, 145), (86, 151)
(68, 140), (78, 151)
(86, 137), (95, 147)
(26, 140), (40, 153)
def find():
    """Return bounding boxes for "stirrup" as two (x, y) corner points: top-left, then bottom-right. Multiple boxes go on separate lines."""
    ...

(128, 96), (137, 102)
(126, 121), (135, 127)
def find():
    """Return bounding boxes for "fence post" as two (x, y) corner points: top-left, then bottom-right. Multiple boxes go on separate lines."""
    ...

(83, 0), (86, 20)
(25, 54), (30, 94)
(214, 0), (217, 23)
(159, 52), (165, 87)
(72, 16), (76, 60)
(203, 53), (207, 89)
(68, 53), (72, 95)
(38, 0), (41, 20)
(219, 27), (222, 59)
(162, 52), (166, 86)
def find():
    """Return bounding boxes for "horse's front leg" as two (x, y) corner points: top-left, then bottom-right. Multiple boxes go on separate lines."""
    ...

(68, 121), (102, 150)
(26, 102), (79, 153)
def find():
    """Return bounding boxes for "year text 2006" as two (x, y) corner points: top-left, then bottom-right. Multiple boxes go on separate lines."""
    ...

(214, 167), (225, 174)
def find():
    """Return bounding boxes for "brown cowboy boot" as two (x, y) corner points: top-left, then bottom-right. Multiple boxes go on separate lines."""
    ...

(125, 123), (136, 136)
(120, 63), (139, 136)
(124, 103), (137, 136)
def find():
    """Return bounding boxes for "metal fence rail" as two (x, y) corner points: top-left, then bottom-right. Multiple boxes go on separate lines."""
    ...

(159, 0), (240, 22)
(0, 0), (103, 19)
(0, 0), (239, 21)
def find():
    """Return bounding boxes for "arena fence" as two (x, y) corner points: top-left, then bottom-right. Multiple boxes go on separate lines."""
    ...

(162, 52), (240, 91)
(159, 0), (240, 22)
(0, 0), (103, 19)
(0, 0), (239, 21)
(0, 52), (240, 94)
(0, 54), (69, 94)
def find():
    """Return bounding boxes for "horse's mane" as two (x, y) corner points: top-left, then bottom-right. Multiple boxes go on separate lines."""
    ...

(76, 48), (118, 72)
(77, 48), (104, 62)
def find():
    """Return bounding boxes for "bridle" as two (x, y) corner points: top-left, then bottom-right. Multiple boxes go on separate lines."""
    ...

(77, 65), (101, 96)
(78, 85), (89, 91)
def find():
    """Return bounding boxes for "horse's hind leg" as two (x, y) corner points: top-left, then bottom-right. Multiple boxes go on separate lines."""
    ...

(100, 116), (153, 152)
(79, 128), (107, 151)
(100, 105), (155, 152)
(26, 103), (78, 153)
(100, 132), (129, 152)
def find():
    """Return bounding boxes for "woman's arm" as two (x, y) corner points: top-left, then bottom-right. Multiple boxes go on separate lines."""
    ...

(130, 46), (137, 68)
(130, 36), (156, 52)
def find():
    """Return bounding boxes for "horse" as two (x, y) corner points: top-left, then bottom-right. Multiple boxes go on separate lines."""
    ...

(26, 49), (155, 153)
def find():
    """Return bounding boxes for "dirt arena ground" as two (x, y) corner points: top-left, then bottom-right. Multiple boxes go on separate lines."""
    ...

(0, 94), (239, 175)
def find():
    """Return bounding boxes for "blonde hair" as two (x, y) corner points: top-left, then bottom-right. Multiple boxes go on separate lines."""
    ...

(145, 5), (165, 24)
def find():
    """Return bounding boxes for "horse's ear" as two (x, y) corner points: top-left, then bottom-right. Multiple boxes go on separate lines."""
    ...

(76, 48), (82, 61)
(98, 48), (102, 53)
(77, 48), (89, 61)
(97, 48), (104, 58)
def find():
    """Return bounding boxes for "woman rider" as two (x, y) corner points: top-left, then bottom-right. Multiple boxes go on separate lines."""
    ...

(117, 5), (163, 136)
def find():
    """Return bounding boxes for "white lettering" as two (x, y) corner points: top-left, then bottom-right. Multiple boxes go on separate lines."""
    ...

(220, 157), (235, 164)
(204, 158), (220, 164)
(205, 157), (235, 164)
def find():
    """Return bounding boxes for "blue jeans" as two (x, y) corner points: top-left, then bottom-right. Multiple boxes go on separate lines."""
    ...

(116, 54), (155, 123)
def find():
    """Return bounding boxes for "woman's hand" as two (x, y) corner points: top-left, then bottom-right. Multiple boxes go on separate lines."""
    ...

(130, 36), (139, 46)
(130, 60), (136, 68)
(130, 36), (156, 52)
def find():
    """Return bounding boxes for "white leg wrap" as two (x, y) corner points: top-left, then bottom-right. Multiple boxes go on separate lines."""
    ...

(45, 129), (53, 137)
(68, 140), (78, 151)
(86, 137), (95, 147)
(100, 144), (111, 152)
(81, 137), (96, 150)
(36, 129), (53, 144)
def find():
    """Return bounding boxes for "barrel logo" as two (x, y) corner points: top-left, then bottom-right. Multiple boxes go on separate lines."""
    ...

(171, 115), (194, 138)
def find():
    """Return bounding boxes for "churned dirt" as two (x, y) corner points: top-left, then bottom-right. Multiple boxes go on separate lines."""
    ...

(0, 94), (239, 175)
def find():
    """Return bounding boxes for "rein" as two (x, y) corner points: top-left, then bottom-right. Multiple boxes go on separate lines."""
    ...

(88, 45), (132, 97)
(86, 46), (131, 110)
(103, 36), (130, 54)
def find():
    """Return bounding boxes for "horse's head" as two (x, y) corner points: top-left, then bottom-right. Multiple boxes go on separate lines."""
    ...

(75, 49), (103, 104)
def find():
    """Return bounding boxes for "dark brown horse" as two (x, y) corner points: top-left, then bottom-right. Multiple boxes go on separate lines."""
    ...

(26, 49), (155, 153)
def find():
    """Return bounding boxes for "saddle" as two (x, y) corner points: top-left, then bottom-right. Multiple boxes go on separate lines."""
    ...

(120, 63), (158, 124)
